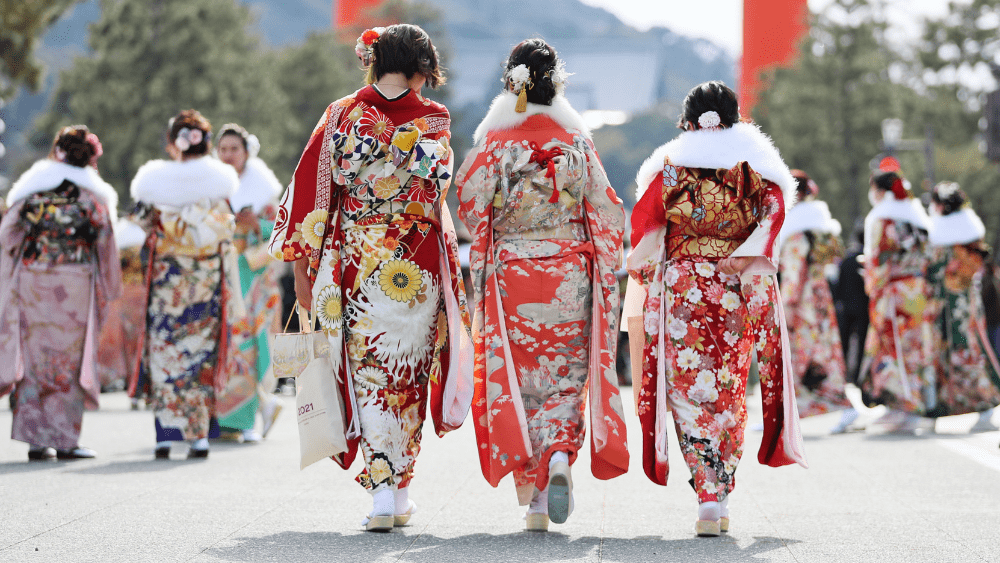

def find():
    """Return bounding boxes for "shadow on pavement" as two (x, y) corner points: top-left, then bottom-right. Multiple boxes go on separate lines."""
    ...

(63, 459), (195, 475)
(204, 530), (800, 562)
(0, 460), (71, 474)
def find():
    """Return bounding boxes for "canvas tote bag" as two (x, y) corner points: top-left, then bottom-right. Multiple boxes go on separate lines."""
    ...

(273, 305), (349, 469)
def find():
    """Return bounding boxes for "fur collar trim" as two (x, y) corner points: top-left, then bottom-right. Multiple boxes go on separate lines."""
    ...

(865, 197), (932, 232)
(634, 122), (796, 209)
(130, 156), (239, 207)
(929, 207), (985, 247)
(473, 92), (591, 145)
(780, 200), (841, 246)
(8, 159), (119, 211)
(230, 157), (283, 214)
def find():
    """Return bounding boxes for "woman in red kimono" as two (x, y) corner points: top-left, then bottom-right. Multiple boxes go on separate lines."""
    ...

(456, 39), (629, 532)
(778, 170), (857, 433)
(267, 24), (472, 532)
(624, 82), (807, 537)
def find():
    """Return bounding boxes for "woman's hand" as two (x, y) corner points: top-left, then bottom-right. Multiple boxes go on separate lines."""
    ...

(718, 256), (753, 275)
(235, 208), (261, 236)
(293, 258), (312, 311)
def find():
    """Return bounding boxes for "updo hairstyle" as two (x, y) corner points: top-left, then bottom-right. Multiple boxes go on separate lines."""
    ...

(871, 170), (910, 200)
(369, 24), (446, 89)
(50, 125), (97, 168)
(678, 81), (740, 130)
(790, 169), (819, 202)
(503, 39), (559, 106)
(168, 109), (212, 157)
(930, 182), (968, 216)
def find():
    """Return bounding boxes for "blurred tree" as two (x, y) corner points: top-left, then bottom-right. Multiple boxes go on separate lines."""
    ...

(0, 0), (82, 98)
(914, 0), (1000, 102)
(33, 0), (289, 200)
(269, 31), (360, 183)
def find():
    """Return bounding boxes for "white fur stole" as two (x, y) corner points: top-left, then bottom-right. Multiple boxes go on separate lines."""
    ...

(8, 159), (119, 213)
(473, 92), (591, 145)
(130, 156), (239, 208)
(230, 157), (283, 214)
(929, 207), (985, 247)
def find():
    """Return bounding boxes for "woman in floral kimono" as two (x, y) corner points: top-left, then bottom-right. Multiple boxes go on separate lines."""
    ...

(131, 110), (245, 460)
(216, 123), (285, 442)
(0, 125), (121, 460)
(860, 167), (935, 432)
(624, 81), (806, 537)
(925, 182), (1000, 428)
(268, 24), (472, 532)
(778, 170), (857, 433)
(455, 39), (629, 532)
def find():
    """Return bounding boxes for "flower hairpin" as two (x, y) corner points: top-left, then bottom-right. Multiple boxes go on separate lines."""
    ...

(247, 134), (260, 158)
(174, 127), (204, 152)
(546, 60), (571, 93)
(355, 27), (385, 67)
(86, 132), (103, 167)
(54, 147), (67, 163)
(506, 64), (532, 113)
(697, 111), (722, 130)
(935, 182), (960, 199)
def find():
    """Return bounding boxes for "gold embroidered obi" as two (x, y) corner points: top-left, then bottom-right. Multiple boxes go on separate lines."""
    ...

(662, 163), (767, 260)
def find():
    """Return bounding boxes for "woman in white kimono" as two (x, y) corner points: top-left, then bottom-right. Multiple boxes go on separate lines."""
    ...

(0, 125), (121, 460)
(131, 110), (245, 460)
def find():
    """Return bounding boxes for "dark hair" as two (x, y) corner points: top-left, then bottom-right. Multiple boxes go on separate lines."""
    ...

(503, 38), (559, 106)
(218, 123), (249, 151)
(678, 81), (740, 130)
(369, 24), (445, 89)
(871, 170), (909, 200)
(50, 125), (96, 168)
(167, 109), (212, 156)
(791, 169), (817, 201)
(930, 182), (967, 216)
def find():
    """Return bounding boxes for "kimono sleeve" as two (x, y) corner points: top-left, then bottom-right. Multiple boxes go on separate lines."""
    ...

(268, 104), (336, 263)
(455, 141), (499, 297)
(93, 198), (123, 328)
(778, 234), (809, 307)
(626, 171), (669, 286)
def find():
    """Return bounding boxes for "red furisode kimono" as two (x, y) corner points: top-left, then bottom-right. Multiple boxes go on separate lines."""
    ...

(456, 92), (629, 504)
(268, 85), (472, 490)
(624, 122), (807, 502)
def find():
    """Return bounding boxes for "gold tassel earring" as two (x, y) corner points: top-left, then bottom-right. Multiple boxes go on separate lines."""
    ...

(515, 84), (528, 113)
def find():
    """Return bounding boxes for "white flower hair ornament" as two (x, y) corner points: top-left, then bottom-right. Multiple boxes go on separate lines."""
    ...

(246, 134), (260, 158)
(355, 27), (385, 67)
(697, 111), (722, 130)
(174, 127), (207, 152)
(546, 60), (571, 94)
(506, 64), (533, 113)
(935, 181), (960, 199)
(54, 147), (67, 163)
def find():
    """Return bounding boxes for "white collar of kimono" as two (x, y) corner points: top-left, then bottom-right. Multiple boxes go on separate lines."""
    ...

(473, 91), (592, 145)
(634, 122), (796, 210)
(130, 156), (239, 207)
(780, 199), (842, 246)
(7, 159), (119, 212)
(229, 157), (283, 214)
(929, 207), (985, 247)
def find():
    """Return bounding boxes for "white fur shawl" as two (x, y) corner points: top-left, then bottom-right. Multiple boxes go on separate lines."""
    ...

(8, 159), (119, 213)
(634, 122), (796, 209)
(473, 92), (591, 145)
(229, 157), (283, 214)
(863, 196), (932, 258)
(780, 200), (842, 246)
(130, 156), (239, 208)
(929, 207), (985, 247)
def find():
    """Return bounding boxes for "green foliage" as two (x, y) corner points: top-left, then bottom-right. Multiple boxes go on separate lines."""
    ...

(0, 0), (82, 98)
(753, 0), (1000, 243)
(916, 0), (1000, 100)
(34, 0), (289, 199)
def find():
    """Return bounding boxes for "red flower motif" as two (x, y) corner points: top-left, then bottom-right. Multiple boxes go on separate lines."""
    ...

(357, 107), (395, 145)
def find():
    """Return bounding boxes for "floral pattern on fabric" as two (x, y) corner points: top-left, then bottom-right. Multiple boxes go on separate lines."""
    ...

(628, 157), (803, 497)
(18, 183), (101, 265)
(267, 86), (472, 486)
(861, 218), (936, 414)
(925, 243), (1000, 416)
(779, 232), (852, 416)
(457, 115), (628, 504)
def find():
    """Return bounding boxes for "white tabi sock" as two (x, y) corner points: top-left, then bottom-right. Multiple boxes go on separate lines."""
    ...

(528, 487), (548, 515)
(371, 488), (395, 517)
(720, 497), (730, 518)
(549, 451), (569, 469)
(393, 487), (410, 515)
(190, 438), (209, 451)
(698, 501), (721, 522)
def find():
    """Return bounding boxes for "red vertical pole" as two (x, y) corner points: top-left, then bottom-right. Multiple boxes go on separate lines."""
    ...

(740, 0), (810, 115)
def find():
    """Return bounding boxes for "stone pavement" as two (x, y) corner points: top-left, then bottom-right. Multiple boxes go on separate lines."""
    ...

(1, 388), (999, 563)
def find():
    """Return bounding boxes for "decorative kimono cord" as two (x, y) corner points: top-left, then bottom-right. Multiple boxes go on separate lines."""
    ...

(527, 141), (564, 203)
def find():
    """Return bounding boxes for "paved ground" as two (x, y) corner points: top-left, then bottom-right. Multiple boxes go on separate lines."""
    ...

(1, 387), (999, 563)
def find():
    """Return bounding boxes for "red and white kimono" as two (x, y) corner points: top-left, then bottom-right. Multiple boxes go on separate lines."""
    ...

(456, 92), (629, 504)
(778, 199), (853, 417)
(268, 86), (472, 491)
(624, 122), (807, 502)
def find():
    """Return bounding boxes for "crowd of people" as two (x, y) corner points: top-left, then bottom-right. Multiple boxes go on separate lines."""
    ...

(1, 22), (998, 539)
